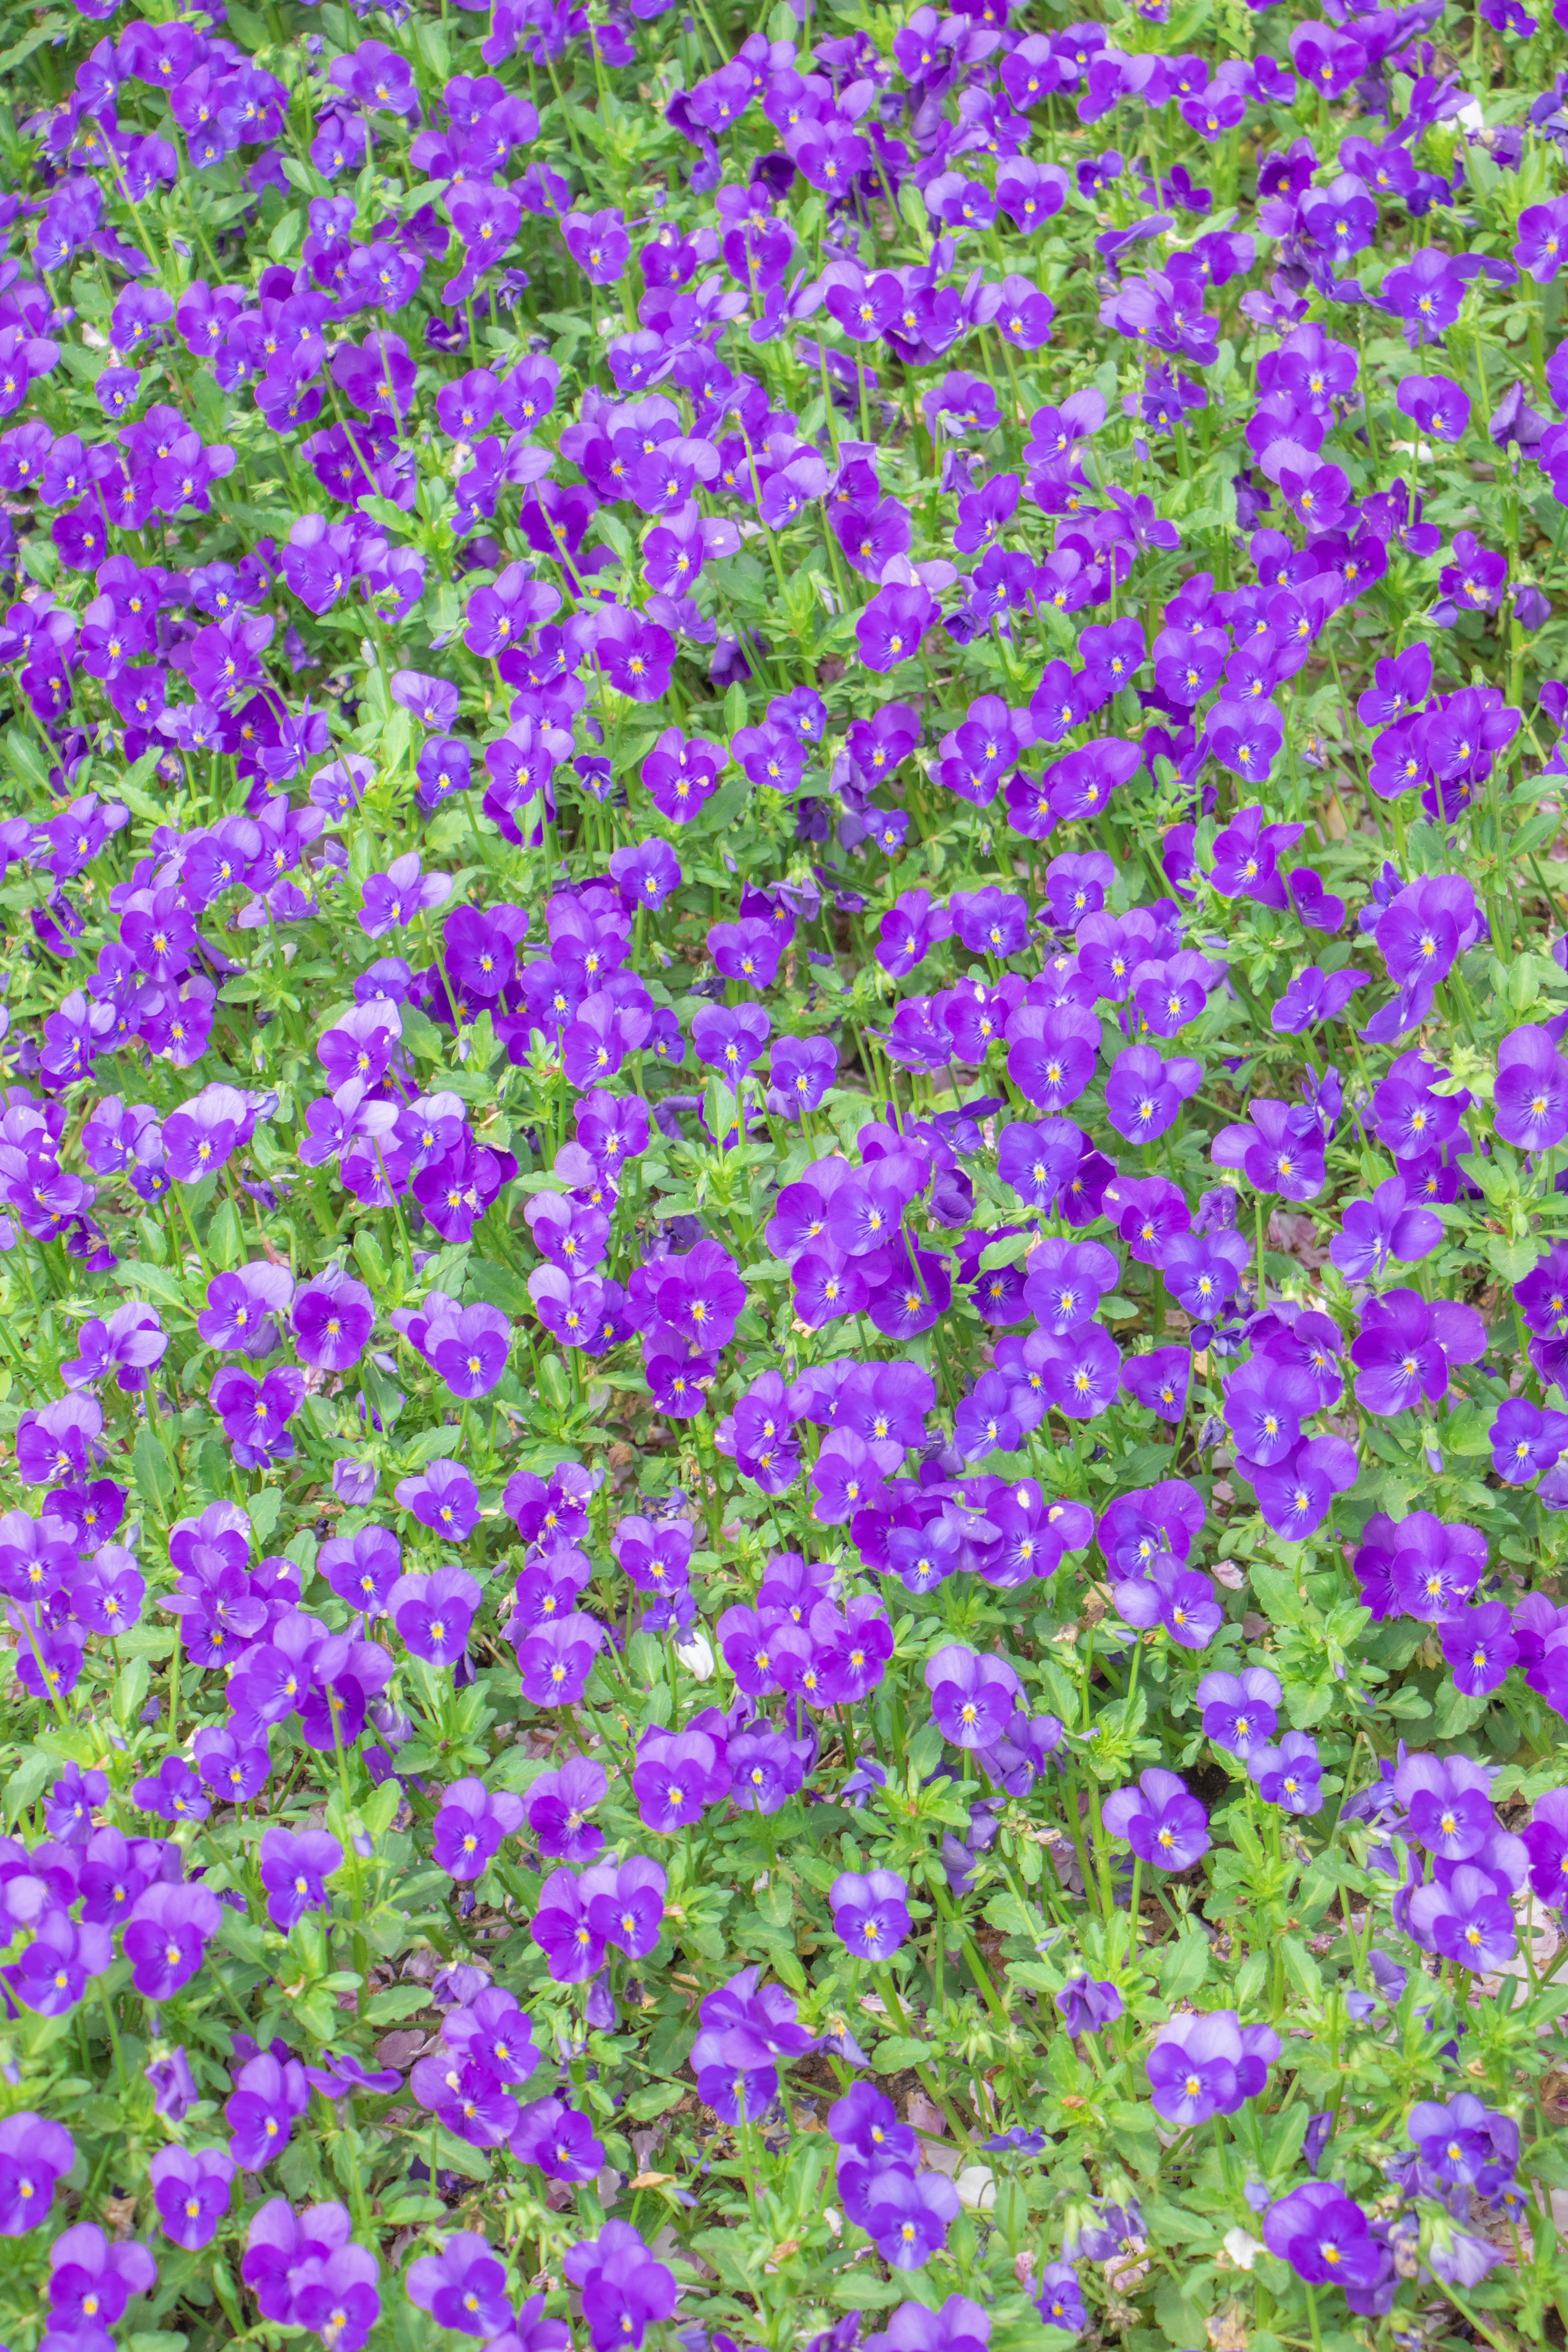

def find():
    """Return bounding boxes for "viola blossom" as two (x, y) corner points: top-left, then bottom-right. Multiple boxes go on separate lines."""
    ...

(925, 1645), (1022, 1748)
(1055, 1975), (1122, 2034)
(1350, 1290), (1486, 1416)
(432, 1778), (527, 1881)
(1328, 1176), (1443, 1281)
(1197, 1666), (1282, 1758)
(831, 1869), (912, 1960)
(1264, 2181), (1387, 2291)
(1146, 2009), (1280, 2123)
(1102, 1768), (1210, 1871)
(1441, 1604), (1519, 1698)
(1111, 1555), (1223, 1649)
(150, 2146), (235, 2252)
(1494, 1022), (1568, 1152)
(1248, 1730), (1324, 1814)
(1489, 1399), (1568, 1485)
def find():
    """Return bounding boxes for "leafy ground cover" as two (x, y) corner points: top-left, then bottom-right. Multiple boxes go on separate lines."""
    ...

(0, 0), (1568, 2350)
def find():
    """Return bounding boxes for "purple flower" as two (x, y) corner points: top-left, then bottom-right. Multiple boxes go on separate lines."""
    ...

(1272, 964), (1368, 1032)
(45, 1763), (106, 1846)
(632, 1726), (728, 1833)
(1222, 1358), (1316, 1468)
(1490, 1398), (1568, 1483)
(1350, 1290), (1485, 1416)
(1120, 1346), (1191, 1421)
(0, 2112), (75, 2235)
(61, 1302), (167, 1393)
(1250, 1435), (1359, 1541)
(1249, 1730), (1324, 1814)
(407, 2232), (515, 2336)
(225, 2050), (311, 2169)
(303, 2049), (403, 2100)
(293, 2245), (381, 2351)
(1005, 1005), (1100, 1114)
(258, 1827), (343, 1930)
(123, 1882), (221, 2000)
(1036, 1323), (1124, 1419)
(47, 2220), (156, 2337)
(198, 1261), (294, 1355)
(208, 1365), (305, 1467)
(1264, 2181), (1384, 2289)
(512, 2094), (607, 2182)
(527, 1757), (608, 1861)
(388, 1566), (482, 1666)
(858, 581), (939, 673)
(150, 2145), (235, 2250)
(586, 1855), (667, 1958)
(1104, 1046), (1203, 1143)
(1102, 1767), (1209, 1871)
(1409, 1864), (1518, 1972)
(292, 1270), (374, 1371)
(1055, 1975), (1123, 2034)
(1441, 1604), (1519, 1697)
(865, 2169), (960, 2267)
(1147, 2008), (1279, 2124)
(131, 1753), (210, 1824)
(532, 1865), (608, 1983)
(692, 1002), (771, 1079)
(1211, 1097), (1324, 1199)
(394, 1459), (480, 1539)
(145, 2047), (199, 2122)
(433, 1777), (527, 1881)
(1196, 1666), (1282, 1757)
(1036, 2263), (1086, 2332)
(1523, 1788), (1568, 1910)
(1113, 1557), (1223, 1648)
(925, 1644), (1022, 1748)
(1495, 1023), (1568, 1151)
(1329, 1177), (1443, 1280)
(768, 1035), (838, 1118)
(1398, 372), (1471, 442)
(162, 1080), (248, 1183)
(567, 2221), (679, 2352)
(831, 1868), (912, 1960)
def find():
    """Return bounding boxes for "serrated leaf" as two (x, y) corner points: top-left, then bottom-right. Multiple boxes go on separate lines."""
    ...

(366, 1982), (436, 2024)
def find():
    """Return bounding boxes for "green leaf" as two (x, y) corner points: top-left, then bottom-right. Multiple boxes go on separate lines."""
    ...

(430, 2125), (493, 2183)
(249, 1486), (284, 1542)
(1158, 1927), (1211, 2001)
(4, 1748), (53, 1827)
(366, 1983), (435, 2024)
(112, 1260), (194, 1314)
(217, 1907), (271, 1967)
(380, 2194), (444, 2225)
(830, 2274), (904, 2307)
(1431, 1679), (1488, 1739)
(871, 2034), (931, 2072)
(1438, 1403), (1492, 1456)
(133, 1427), (177, 1520)
(465, 1258), (531, 1318)
(112, 1657), (150, 1733)
(0, 13), (69, 74)
(626, 2081), (684, 2121)
(1380, 1687), (1433, 1722)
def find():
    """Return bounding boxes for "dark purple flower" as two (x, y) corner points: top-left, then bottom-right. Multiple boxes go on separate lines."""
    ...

(1056, 1975), (1123, 2034)
(1102, 1767), (1209, 1870)
(150, 2145), (235, 2250)
(433, 1777), (526, 1881)
(831, 1869), (911, 1960)
(225, 2051), (310, 2169)
(258, 1827), (342, 1931)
